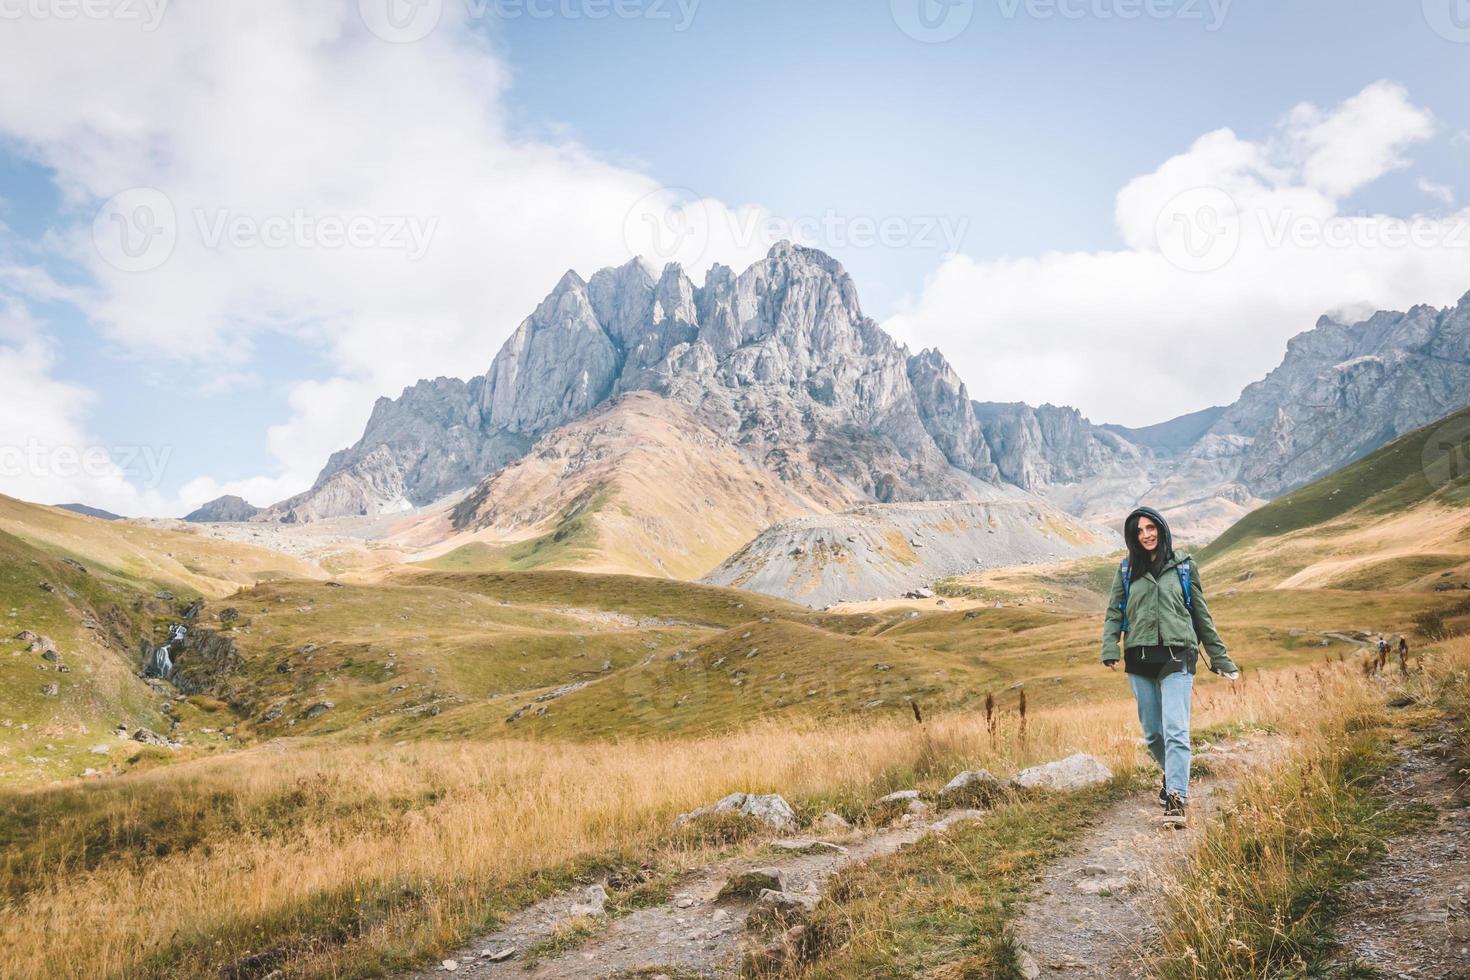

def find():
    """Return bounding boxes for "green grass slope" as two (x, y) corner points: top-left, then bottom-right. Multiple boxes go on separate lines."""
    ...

(1204, 404), (1470, 562)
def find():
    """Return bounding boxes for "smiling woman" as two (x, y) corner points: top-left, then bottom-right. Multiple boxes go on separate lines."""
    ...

(1102, 506), (1238, 822)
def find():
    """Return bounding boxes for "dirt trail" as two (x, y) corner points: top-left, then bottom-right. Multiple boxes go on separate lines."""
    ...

(1327, 719), (1470, 978)
(1010, 734), (1281, 979)
(405, 818), (942, 979)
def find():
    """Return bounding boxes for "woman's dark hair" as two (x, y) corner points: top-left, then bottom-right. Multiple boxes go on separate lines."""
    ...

(1124, 508), (1173, 583)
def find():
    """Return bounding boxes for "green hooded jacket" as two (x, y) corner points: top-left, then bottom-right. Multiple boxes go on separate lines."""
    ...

(1100, 550), (1237, 675)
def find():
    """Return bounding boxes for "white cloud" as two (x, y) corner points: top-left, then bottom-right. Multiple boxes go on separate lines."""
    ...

(1420, 178), (1457, 207)
(0, 301), (169, 515)
(886, 81), (1468, 429)
(0, 1), (775, 511)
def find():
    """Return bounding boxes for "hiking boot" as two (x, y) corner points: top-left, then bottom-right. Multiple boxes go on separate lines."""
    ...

(1158, 782), (1169, 809)
(1162, 792), (1186, 826)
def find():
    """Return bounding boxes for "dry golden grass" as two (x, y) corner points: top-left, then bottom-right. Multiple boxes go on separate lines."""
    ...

(1152, 637), (1469, 978)
(0, 654), (1378, 980)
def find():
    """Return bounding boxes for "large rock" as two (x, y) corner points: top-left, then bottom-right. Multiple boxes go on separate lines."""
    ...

(1012, 753), (1114, 792)
(674, 792), (798, 833)
(939, 769), (1004, 808)
(183, 495), (261, 523)
(717, 868), (787, 900)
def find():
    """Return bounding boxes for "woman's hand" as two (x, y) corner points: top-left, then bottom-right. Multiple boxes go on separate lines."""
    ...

(1222, 670), (1240, 682)
(1104, 660), (1118, 671)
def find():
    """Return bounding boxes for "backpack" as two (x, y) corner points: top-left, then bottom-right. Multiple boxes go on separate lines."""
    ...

(1118, 557), (1193, 634)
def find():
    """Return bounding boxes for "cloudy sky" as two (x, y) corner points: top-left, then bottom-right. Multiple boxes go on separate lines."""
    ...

(0, 0), (1467, 516)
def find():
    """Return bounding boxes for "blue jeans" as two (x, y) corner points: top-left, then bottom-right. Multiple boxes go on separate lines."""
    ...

(1127, 671), (1193, 800)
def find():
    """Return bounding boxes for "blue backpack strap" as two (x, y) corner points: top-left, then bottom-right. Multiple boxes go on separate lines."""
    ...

(1119, 558), (1131, 633)
(1177, 559), (1193, 612)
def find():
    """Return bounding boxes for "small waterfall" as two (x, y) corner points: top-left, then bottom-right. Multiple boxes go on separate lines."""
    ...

(144, 623), (188, 679)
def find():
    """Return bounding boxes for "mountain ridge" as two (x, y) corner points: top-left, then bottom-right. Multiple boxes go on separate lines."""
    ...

(252, 244), (1470, 548)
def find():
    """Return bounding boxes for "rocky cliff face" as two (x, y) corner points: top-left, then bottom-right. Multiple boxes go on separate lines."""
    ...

(1224, 297), (1470, 496)
(275, 243), (997, 521)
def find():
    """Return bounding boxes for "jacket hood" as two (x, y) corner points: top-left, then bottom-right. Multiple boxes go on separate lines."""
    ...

(1124, 506), (1175, 574)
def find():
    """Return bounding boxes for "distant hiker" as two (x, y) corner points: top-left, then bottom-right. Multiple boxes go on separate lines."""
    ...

(1101, 507), (1238, 826)
(1397, 635), (1409, 677)
(1377, 637), (1390, 673)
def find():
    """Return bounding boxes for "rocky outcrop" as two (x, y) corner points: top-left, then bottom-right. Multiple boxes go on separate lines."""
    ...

(703, 497), (1111, 607)
(184, 495), (260, 523)
(275, 244), (995, 523)
(972, 402), (1140, 491)
(1223, 296), (1470, 496)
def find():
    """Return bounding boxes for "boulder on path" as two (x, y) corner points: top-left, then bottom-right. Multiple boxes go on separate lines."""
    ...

(718, 867), (787, 901)
(132, 728), (171, 747)
(674, 792), (797, 832)
(873, 789), (931, 823)
(1012, 753), (1113, 792)
(939, 769), (1004, 808)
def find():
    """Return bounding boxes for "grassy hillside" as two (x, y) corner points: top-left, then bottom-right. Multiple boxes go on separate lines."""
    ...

(1204, 403), (1470, 562)
(0, 495), (331, 782)
(0, 494), (322, 596)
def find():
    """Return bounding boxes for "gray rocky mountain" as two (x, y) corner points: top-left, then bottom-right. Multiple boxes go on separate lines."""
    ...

(184, 495), (261, 523)
(1221, 298), (1470, 496)
(273, 243), (997, 523)
(963, 293), (1470, 533)
(268, 241), (1470, 544)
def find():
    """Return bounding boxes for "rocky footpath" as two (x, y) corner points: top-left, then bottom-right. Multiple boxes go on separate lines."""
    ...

(703, 497), (1111, 607)
(403, 755), (1114, 980)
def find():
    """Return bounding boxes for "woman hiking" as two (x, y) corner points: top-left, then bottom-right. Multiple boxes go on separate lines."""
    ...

(1101, 507), (1238, 825)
